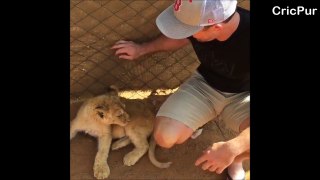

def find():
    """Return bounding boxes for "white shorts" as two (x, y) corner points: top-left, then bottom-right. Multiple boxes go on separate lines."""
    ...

(156, 71), (250, 133)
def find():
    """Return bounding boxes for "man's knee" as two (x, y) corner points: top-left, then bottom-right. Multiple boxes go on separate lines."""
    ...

(153, 116), (193, 148)
(153, 131), (177, 149)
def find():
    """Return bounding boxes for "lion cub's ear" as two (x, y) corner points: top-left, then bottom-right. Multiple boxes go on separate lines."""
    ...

(95, 105), (109, 119)
(106, 85), (119, 96)
(115, 109), (124, 117)
(120, 101), (126, 108)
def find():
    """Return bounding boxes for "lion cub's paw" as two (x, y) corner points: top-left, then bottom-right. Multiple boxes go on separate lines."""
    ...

(93, 163), (110, 179)
(123, 152), (140, 166)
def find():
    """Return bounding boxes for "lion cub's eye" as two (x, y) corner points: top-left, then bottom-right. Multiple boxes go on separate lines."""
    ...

(97, 111), (104, 118)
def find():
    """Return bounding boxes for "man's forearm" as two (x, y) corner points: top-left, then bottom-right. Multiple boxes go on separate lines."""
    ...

(234, 151), (250, 163)
(227, 127), (250, 156)
(140, 34), (190, 56)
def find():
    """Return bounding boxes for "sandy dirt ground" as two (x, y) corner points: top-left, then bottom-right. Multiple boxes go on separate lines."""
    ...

(70, 99), (249, 180)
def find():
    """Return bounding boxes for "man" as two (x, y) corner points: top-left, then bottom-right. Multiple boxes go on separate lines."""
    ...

(111, 0), (249, 179)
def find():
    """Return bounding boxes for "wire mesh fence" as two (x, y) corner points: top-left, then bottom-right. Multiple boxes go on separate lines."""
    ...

(70, 0), (250, 102)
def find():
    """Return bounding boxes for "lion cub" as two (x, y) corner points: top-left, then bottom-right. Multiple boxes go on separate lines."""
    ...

(70, 86), (171, 179)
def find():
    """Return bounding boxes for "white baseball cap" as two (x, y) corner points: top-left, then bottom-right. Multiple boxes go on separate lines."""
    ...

(156, 0), (238, 39)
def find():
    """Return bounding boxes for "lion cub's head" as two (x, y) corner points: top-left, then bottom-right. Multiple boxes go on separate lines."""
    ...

(89, 86), (130, 126)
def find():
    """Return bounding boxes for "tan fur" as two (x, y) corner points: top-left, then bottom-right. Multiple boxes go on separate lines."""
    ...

(70, 87), (171, 179)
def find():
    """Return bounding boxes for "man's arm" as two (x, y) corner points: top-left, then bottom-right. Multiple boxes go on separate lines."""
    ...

(195, 127), (250, 174)
(111, 34), (190, 60)
(228, 127), (250, 156)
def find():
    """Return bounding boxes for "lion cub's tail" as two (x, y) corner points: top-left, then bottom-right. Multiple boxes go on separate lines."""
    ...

(148, 136), (172, 168)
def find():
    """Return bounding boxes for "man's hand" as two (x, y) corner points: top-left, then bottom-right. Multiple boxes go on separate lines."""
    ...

(195, 141), (240, 174)
(111, 40), (144, 60)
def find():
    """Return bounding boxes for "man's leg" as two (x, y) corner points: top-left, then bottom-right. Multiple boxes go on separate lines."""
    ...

(153, 116), (194, 148)
(154, 71), (221, 149)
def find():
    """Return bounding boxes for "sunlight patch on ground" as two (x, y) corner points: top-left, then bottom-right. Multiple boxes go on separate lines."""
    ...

(119, 88), (178, 99)
(70, 88), (178, 104)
